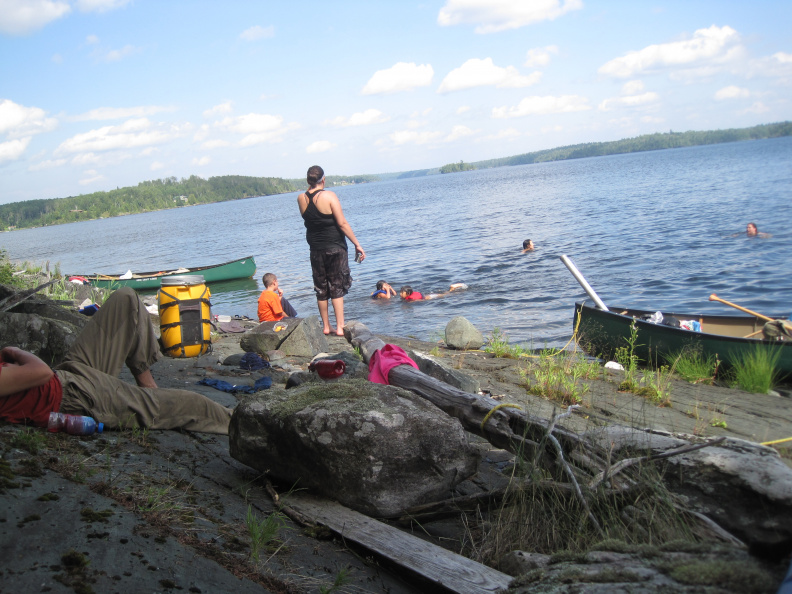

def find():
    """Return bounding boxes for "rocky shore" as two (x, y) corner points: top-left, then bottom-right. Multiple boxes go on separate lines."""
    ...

(1, 289), (791, 593)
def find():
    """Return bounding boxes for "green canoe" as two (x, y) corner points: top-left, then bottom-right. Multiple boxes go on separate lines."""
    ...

(574, 301), (792, 380)
(71, 256), (257, 290)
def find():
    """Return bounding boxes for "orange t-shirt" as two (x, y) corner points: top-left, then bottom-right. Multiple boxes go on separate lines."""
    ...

(257, 289), (285, 322)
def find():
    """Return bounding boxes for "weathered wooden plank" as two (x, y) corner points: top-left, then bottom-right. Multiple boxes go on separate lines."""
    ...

(286, 492), (512, 594)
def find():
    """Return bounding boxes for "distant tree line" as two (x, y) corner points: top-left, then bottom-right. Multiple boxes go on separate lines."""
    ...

(0, 175), (295, 231)
(2, 122), (789, 231)
(471, 121), (792, 169)
(439, 160), (476, 174)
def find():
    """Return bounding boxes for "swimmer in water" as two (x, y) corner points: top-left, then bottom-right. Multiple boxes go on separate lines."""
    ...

(522, 239), (535, 252)
(746, 222), (772, 238)
(371, 280), (397, 299)
(399, 283), (468, 301)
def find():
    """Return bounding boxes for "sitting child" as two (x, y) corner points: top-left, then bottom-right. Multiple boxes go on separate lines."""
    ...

(371, 280), (397, 299)
(257, 273), (298, 322)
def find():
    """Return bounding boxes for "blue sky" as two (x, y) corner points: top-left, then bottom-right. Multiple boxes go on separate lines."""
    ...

(1, 0), (790, 204)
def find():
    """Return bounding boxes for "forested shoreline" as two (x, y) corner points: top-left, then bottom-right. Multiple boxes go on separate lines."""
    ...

(2, 121), (789, 231)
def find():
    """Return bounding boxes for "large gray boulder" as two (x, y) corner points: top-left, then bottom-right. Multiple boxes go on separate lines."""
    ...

(585, 425), (792, 557)
(445, 316), (484, 350)
(0, 310), (87, 366)
(229, 379), (480, 517)
(240, 315), (328, 357)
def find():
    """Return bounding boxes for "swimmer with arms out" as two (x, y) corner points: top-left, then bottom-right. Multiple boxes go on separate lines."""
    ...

(399, 283), (467, 301)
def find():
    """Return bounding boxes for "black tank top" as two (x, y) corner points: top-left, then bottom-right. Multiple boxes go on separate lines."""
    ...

(301, 190), (347, 251)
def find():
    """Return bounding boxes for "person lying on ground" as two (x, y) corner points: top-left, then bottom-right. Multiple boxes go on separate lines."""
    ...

(0, 287), (231, 434)
(371, 280), (397, 299)
(399, 283), (467, 301)
(257, 273), (298, 322)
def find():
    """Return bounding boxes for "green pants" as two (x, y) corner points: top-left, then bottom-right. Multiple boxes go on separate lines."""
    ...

(55, 287), (231, 434)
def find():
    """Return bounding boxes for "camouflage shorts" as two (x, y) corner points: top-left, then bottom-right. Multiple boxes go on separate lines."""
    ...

(310, 248), (352, 300)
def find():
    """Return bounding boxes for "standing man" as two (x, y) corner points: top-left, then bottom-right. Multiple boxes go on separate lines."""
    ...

(257, 273), (298, 322)
(297, 166), (365, 336)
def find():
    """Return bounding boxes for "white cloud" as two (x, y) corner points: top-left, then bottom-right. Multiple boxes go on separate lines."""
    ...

(362, 62), (434, 95)
(240, 25), (274, 41)
(203, 102), (233, 118)
(445, 125), (474, 142)
(715, 85), (750, 100)
(71, 152), (101, 165)
(773, 52), (792, 65)
(0, 99), (58, 138)
(746, 52), (792, 79)
(480, 128), (521, 141)
(76, 0), (130, 12)
(55, 118), (174, 155)
(741, 101), (769, 114)
(201, 139), (230, 149)
(0, 137), (31, 162)
(79, 169), (104, 185)
(599, 92), (659, 111)
(492, 95), (590, 118)
(438, 58), (541, 93)
(641, 116), (665, 124)
(85, 34), (99, 44)
(101, 44), (141, 62)
(386, 130), (442, 145)
(150, 161), (165, 171)
(192, 156), (210, 166)
(29, 157), (67, 171)
(0, 0), (71, 35)
(525, 45), (559, 67)
(621, 80), (645, 95)
(214, 112), (299, 146)
(457, 105), (471, 114)
(438, 0), (582, 34)
(599, 25), (741, 78)
(306, 141), (336, 154)
(74, 105), (174, 121)
(324, 108), (390, 127)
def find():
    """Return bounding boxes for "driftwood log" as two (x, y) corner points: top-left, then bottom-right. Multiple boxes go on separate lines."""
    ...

(345, 320), (592, 464)
(344, 320), (749, 546)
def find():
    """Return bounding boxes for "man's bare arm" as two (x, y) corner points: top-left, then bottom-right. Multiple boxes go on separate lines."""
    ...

(0, 347), (54, 397)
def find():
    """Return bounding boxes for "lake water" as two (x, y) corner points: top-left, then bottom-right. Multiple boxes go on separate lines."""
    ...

(3, 137), (791, 348)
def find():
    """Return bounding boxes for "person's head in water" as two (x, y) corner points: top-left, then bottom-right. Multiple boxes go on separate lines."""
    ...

(746, 222), (758, 236)
(376, 280), (387, 291)
(307, 165), (324, 188)
(522, 239), (535, 252)
(399, 285), (413, 298)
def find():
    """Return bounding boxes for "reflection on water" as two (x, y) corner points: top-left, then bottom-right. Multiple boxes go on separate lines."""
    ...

(3, 137), (791, 346)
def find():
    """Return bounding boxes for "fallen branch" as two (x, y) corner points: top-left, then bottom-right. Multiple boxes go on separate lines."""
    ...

(588, 436), (727, 489)
(263, 477), (316, 528)
(0, 279), (58, 312)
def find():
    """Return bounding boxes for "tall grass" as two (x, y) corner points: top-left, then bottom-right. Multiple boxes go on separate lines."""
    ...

(670, 349), (720, 385)
(730, 346), (781, 393)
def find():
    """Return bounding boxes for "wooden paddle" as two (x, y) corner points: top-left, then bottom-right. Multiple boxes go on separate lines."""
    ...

(709, 293), (792, 332)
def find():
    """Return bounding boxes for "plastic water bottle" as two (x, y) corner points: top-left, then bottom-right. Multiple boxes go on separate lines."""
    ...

(47, 412), (103, 435)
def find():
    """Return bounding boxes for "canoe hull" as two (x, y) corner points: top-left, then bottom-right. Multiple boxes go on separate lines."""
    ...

(573, 302), (792, 380)
(78, 256), (257, 290)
